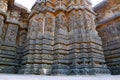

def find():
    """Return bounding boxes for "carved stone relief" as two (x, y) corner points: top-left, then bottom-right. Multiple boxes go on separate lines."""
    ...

(36, 17), (43, 32)
(56, 0), (66, 6)
(0, 18), (4, 43)
(55, 14), (67, 34)
(27, 13), (44, 39)
(0, 0), (7, 12)
(45, 15), (53, 33)
(19, 30), (27, 46)
(4, 24), (18, 45)
(77, 11), (83, 28)
(10, 11), (20, 22)
(68, 10), (78, 32)
(29, 20), (38, 39)
(85, 13), (94, 31)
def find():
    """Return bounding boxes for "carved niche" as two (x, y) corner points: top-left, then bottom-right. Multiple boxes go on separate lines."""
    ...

(28, 19), (38, 39)
(36, 13), (44, 33)
(4, 24), (18, 45)
(68, 10), (78, 31)
(85, 13), (94, 30)
(28, 13), (44, 39)
(84, 13), (96, 36)
(19, 30), (27, 46)
(99, 27), (110, 43)
(45, 14), (54, 33)
(77, 10), (83, 28)
(55, 14), (67, 33)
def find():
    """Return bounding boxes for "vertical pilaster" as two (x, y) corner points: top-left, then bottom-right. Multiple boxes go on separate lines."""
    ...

(52, 13), (70, 75)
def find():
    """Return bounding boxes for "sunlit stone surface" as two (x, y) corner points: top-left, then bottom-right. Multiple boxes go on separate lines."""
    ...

(0, 0), (119, 75)
(94, 0), (120, 75)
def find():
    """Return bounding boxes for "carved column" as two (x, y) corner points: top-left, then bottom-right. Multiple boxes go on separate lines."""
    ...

(20, 14), (40, 74)
(0, 0), (15, 73)
(52, 13), (70, 75)
(82, 10), (110, 75)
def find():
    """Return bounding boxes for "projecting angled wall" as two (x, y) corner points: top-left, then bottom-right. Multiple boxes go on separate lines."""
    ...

(94, 0), (120, 75)
(20, 0), (109, 75)
(0, 0), (29, 73)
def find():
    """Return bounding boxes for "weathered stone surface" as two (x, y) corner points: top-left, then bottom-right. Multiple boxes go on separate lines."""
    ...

(94, 0), (120, 75)
(1, 0), (118, 75)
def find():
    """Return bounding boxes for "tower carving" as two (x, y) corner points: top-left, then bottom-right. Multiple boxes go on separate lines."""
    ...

(19, 0), (109, 75)
(0, 0), (114, 75)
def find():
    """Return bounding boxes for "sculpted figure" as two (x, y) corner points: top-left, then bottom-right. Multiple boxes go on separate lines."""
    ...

(68, 11), (78, 30)
(77, 11), (83, 28)
(55, 15), (61, 29)
(60, 15), (67, 30)
(0, 20), (4, 42)
(56, 14), (67, 30)
(20, 30), (27, 45)
(36, 18), (43, 32)
(45, 17), (53, 32)
(85, 14), (95, 31)
(5, 25), (18, 45)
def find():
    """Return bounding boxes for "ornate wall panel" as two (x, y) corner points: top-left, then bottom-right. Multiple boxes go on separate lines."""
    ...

(0, 0), (113, 75)
(95, 0), (120, 75)
(4, 24), (18, 46)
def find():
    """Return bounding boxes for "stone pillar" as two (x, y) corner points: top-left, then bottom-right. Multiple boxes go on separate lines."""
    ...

(17, 21), (28, 74)
(40, 12), (54, 75)
(52, 13), (70, 75)
(1, 22), (19, 73)
(82, 10), (110, 75)
(21, 12), (54, 75)
(67, 7), (110, 75)
(20, 14), (41, 74)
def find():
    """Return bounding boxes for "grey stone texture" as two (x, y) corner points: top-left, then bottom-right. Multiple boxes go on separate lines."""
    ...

(0, 0), (119, 75)
(94, 0), (120, 75)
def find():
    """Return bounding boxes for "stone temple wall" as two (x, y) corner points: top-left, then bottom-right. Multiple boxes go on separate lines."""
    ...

(0, 0), (120, 75)
(0, 0), (29, 73)
(19, 0), (109, 75)
(94, 0), (120, 75)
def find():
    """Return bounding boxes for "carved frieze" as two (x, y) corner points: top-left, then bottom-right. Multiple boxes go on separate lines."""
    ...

(0, 0), (111, 75)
